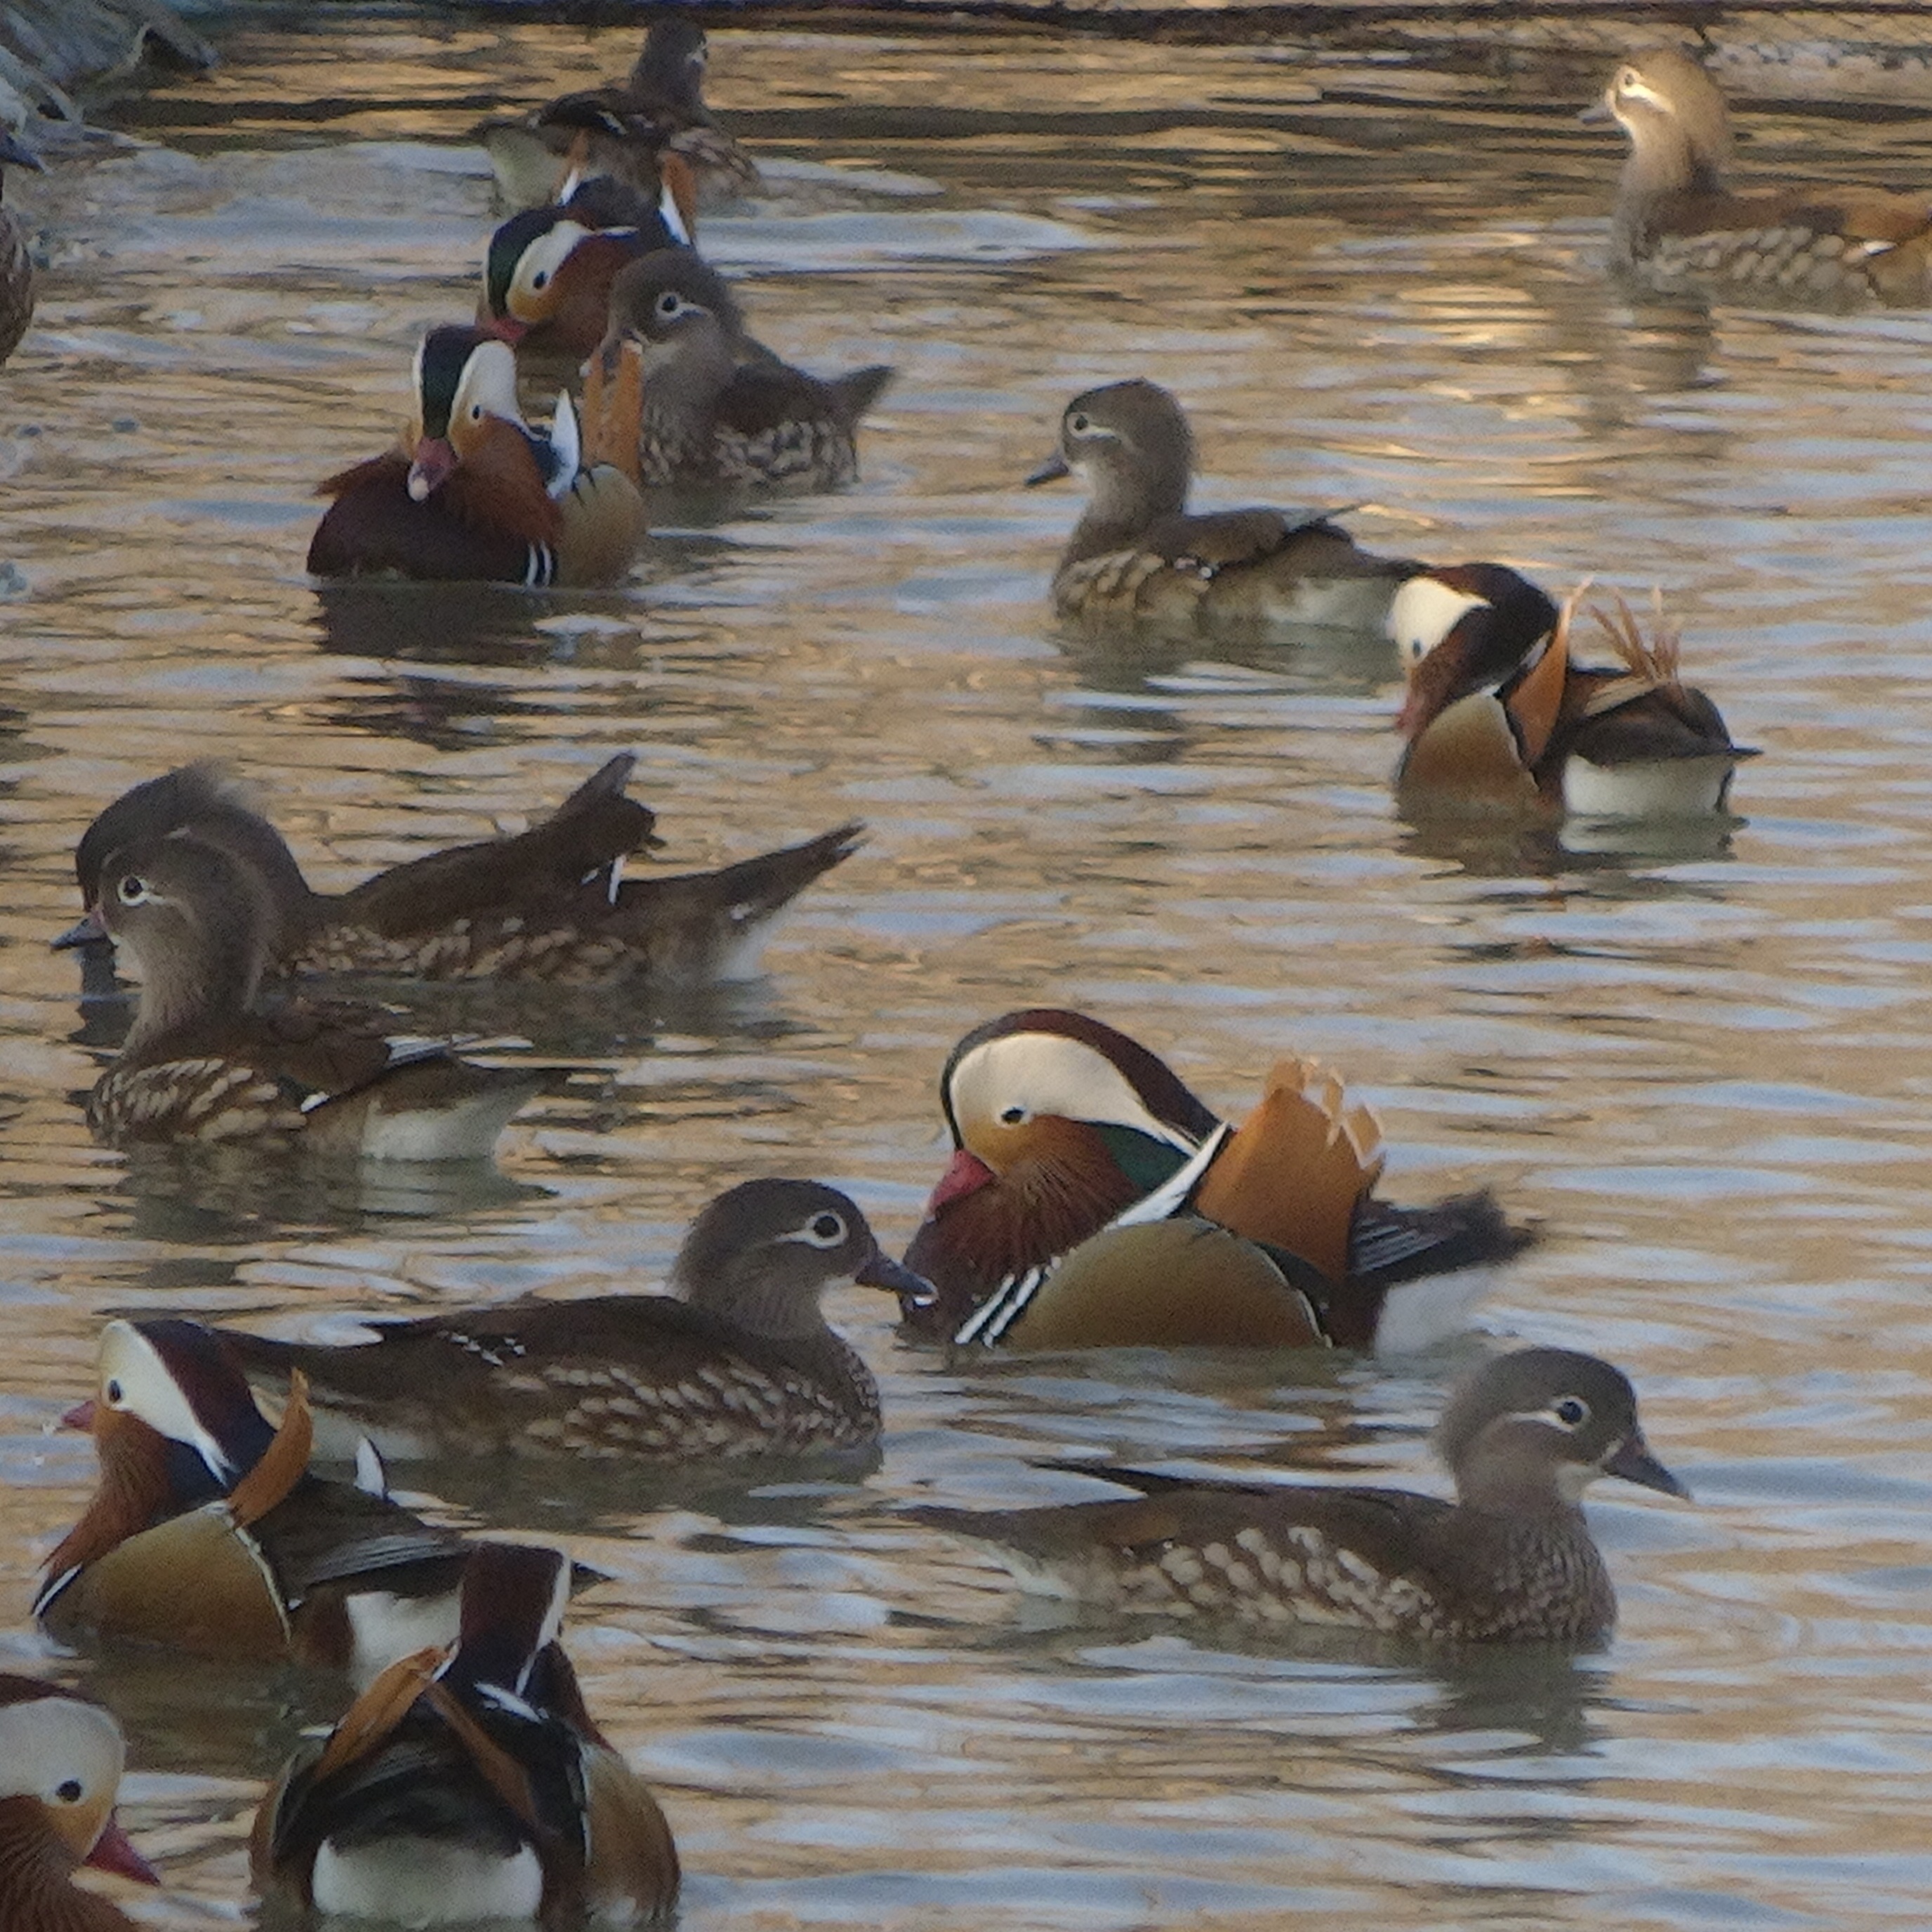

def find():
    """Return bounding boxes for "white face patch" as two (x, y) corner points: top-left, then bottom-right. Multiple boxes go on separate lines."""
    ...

(0, 1696), (123, 1811)
(1615, 73), (1676, 116)
(1387, 576), (1490, 666)
(509, 219), (593, 318)
(950, 1031), (1196, 1151)
(449, 339), (527, 435)
(97, 1320), (236, 1478)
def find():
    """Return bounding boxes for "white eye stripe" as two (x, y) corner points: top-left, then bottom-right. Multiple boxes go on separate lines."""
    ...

(778, 1211), (848, 1249)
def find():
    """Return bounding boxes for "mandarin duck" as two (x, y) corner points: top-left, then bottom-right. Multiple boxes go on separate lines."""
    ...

(1389, 567), (1756, 818)
(0, 130), (44, 365)
(480, 20), (755, 217)
(584, 249), (894, 495)
(481, 183), (696, 363)
(899, 1009), (1531, 1351)
(80, 828), (541, 1156)
(37, 1318), (472, 1675)
(911, 1347), (1686, 1643)
(211, 1179), (931, 1462)
(307, 325), (646, 586)
(62, 757), (863, 988)
(1025, 380), (1417, 634)
(0, 1676), (160, 1932)
(253, 1540), (679, 1928)
(1589, 46), (1932, 302)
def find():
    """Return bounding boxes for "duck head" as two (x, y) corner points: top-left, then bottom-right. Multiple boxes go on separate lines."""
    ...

(0, 1678), (159, 1900)
(1026, 379), (1194, 541)
(673, 1178), (932, 1340)
(1434, 1347), (1688, 1516)
(1592, 46), (1733, 197)
(1388, 564), (1560, 740)
(902, 1010), (1219, 1331)
(406, 326), (530, 501)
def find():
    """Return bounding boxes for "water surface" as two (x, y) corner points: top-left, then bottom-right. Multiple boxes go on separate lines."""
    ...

(4, 20), (1932, 1931)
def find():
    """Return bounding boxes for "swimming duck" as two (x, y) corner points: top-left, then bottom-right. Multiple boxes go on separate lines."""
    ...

(481, 20), (756, 216)
(307, 325), (646, 586)
(254, 1540), (680, 1928)
(1026, 380), (1417, 634)
(911, 1347), (1686, 1643)
(0, 130), (44, 366)
(0, 1676), (160, 1932)
(584, 249), (894, 494)
(900, 1009), (1531, 1350)
(37, 1318), (472, 1674)
(82, 828), (541, 1156)
(211, 1179), (932, 1461)
(481, 182), (696, 362)
(62, 757), (864, 988)
(1590, 46), (1932, 301)
(1390, 566), (1756, 818)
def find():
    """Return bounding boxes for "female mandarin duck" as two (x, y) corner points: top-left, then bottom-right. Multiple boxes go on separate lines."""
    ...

(584, 249), (894, 494)
(481, 179), (696, 362)
(1025, 380), (1417, 634)
(82, 828), (540, 1155)
(0, 129), (44, 366)
(209, 1179), (932, 1462)
(64, 756), (863, 988)
(1590, 46), (1932, 301)
(899, 1009), (1530, 1351)
(38, 1318), (471, 1676)
(1389, 566), (1755, 818)
(307, 324), (646, 586)
(255, 1540), (679, 1928)
(911, 1347), (1686, 1644)
(0, 1676), (161, 1932)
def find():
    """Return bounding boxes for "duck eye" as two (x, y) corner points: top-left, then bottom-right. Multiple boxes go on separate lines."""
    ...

(804, 1212), (846, 1246)
(998, 1106), (1026, 1126)
(531, 269), (550, 291)
(105, 1378), (124, 1405)
(1552, 1396), (1589, 1429)
(655, 291), (681, 319)
(54, 1778), (82, 1804)
(1068, 412), (1090, 435)
(468, 402), (484, 423)
(116, 875), (147, 906)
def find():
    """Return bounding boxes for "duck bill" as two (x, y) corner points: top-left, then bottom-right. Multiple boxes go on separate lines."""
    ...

(1605, 1431), (1688, 1500)
(84, 1815), (160, 1885)
(52, 907), (108, 950)
(406, 437), (458, 501)
(480, 311), (528, 345)
(1024, 451), (1070, 489)
(923, 1148), (995, 1215)
(61, 1398), (97, 1432)
(1577, 96), (1614, 127)
(855, 1250), (937, 1310)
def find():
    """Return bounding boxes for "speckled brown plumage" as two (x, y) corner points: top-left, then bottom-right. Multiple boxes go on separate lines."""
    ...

(911, 1349), (1687, 1645)
(215, 1180), (931, 1462)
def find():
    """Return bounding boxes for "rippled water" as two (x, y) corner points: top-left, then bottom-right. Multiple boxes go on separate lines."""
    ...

(7, 18), (1932, 1930)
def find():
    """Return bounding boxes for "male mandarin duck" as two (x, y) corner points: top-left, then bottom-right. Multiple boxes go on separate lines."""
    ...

(0, 1676), (161, 1932)
(481, 180), (696, 362)
(1389, 566), (1756, 818)
(899, 1009), (1531, 1351)
(307, 324), (646, 586)
(1025, 380), (1417, 634)
(37, 1318), (472, 1675)
(583, 249), (894, 494)
(253, 1540), (680, 1928)
(1589, 46), (1932, 301)
(79, 828), (541, 1156)
(481, 18), (757, 215)
(0, 129), (44, 366)
(911, 1347), (1687, 1644)
(62, 756), (864, 988)
(210, 1179), (932, 1462)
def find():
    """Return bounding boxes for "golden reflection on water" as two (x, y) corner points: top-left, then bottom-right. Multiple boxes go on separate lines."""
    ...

(4, 17), (1932, 1931)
